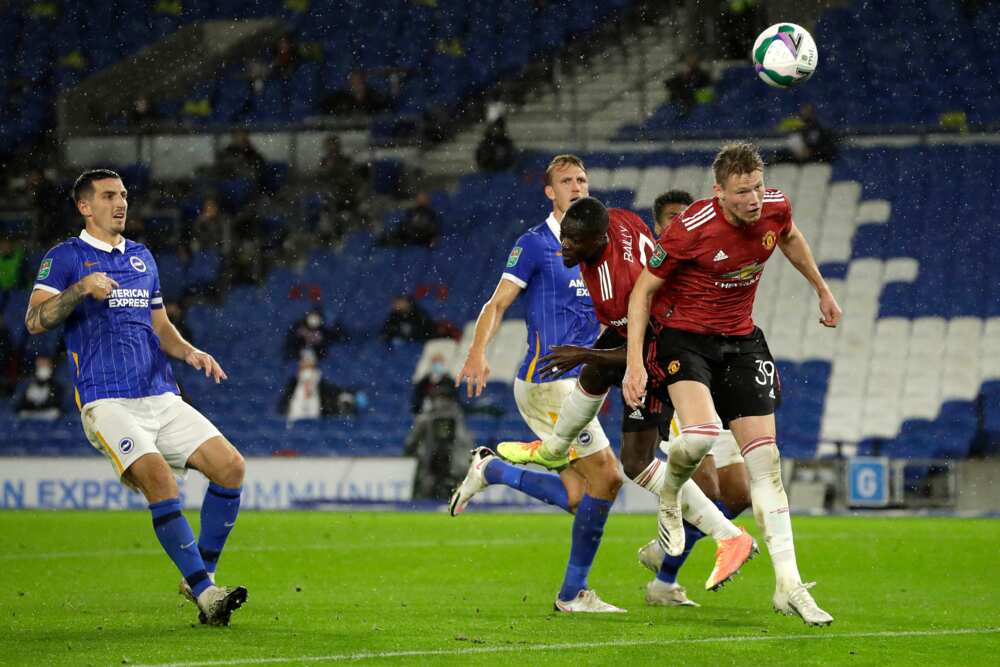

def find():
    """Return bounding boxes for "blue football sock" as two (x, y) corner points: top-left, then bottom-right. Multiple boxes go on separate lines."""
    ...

(483, 458), (570, 512)
(656, 521), (705, 585)
(198, 483), (242, 575)
(558, 495), (613, 601)
(715, 499), (737, 520)
(149, 497), (212, 597)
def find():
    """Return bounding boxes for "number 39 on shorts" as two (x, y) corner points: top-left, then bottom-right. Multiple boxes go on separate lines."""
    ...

(755, 360), (776, 395)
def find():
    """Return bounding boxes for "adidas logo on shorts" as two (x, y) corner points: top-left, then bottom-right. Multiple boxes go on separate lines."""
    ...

(628, 409), (644, 420)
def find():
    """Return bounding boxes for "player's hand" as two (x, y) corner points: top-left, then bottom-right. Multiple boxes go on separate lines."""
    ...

(622, 362), (648, 410)
(456, 349), (490, 398)
(818, 289), (843, 328)
(537, 345), (592, 379)
(185, 348), (229, 384)
(79, 272), (119, 300)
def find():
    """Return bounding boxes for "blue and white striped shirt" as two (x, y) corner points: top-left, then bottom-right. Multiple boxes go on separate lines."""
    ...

(501, 214), (600, 383)
(33, 229), (178, 407)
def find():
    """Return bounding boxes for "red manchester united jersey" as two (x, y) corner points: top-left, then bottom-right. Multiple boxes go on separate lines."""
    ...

(579, 208), (656, 336)
(646, 189), (792, 336)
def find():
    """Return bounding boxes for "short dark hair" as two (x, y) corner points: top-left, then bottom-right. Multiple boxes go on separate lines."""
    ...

(652, 190), (694, 223)
(71, 169), (122, 203)
(712, 142), (764, 185)
(562, 197), (609, 236)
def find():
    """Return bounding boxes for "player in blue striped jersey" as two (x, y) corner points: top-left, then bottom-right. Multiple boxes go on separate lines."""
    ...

(452, 155), (626, 613)
(24, 169), (247, 626)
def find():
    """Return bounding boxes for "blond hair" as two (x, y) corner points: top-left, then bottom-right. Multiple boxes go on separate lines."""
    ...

(545, 154), (586, 185)
(712, 142), (764, 185)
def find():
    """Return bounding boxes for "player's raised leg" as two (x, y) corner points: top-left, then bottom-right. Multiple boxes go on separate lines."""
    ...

(729, 415), (832, 626)
(186, 435), (246, 580)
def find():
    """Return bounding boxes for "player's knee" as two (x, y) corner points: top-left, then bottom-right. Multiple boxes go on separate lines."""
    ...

(221, 445), (246, 487)
(678, 423), (723, 461)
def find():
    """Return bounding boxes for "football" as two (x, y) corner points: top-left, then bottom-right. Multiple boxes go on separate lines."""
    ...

(751, 23), (818, 88)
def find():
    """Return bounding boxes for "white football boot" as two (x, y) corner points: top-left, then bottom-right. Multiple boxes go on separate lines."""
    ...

(554, 589), (626, 613)
(448, 447), (495, 516)
(197, 585), (249, 627)
(645, 580), (699, 607)
(773, 581), (833, 626)
(637, 539), (665, 573)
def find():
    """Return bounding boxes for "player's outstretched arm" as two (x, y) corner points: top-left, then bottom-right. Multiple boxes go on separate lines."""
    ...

(151, 308), (228, 384)
(455, 278), (521, 397)
(623, 268), (663, 409)
(24, 272), (119, 335)
(537, 344), (624, 379)
(778, 222), (843, 328)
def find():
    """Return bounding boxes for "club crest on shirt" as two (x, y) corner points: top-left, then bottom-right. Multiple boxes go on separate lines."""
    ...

(129, 256), (147, 272)
(506, 246), (522, 268)
(37, 258), (52, 280)
(668, 360), (681, 375)
(762, 230), (777, 250)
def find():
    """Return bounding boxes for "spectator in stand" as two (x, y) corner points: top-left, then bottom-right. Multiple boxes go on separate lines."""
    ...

(382, 295), (437, 344)
(272, 34), (299, 80)
(217, 130), (266, 184)
(285, 308), (344, 360)
(475, 114), (517, 172)
(664, 52), (713, 115)
(318, 135), (369, 242)
(191, 197), (233, 255)
(0, 237), (27, 309)
(776, 104), (839, 164)
(323, 70), (391, 115)
(412, 352), (458, 414)
(128, 94), (159, 130)
(382, 192), (440, 247)
(277, 349), (357, 421)
(26, 168), (63, 247)
(15, 355), (64, 421)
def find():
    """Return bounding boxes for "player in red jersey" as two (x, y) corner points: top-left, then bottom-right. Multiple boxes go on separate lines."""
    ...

(624, 143), (841, 625)
(499, 197), (758, 605)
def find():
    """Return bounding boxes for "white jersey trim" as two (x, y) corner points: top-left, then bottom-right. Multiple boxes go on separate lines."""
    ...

(80, 229), (126, 253)
(682, 203), (716, 231)
(598, 262), (612, 301)
(32, 283), (60, 295)
(501, 272), (528, 289)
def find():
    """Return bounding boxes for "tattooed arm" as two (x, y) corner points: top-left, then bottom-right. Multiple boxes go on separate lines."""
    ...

(25, 272), (118, 335)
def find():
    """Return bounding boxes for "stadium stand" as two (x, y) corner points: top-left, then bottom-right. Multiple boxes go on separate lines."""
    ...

(618, 0), (1000, 140)
(3, 144), (998, 463)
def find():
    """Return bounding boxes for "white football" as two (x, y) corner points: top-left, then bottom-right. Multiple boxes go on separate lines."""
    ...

(751, 23), (818, 89)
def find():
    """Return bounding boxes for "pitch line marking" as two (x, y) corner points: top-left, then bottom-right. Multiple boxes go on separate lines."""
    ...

(130, 628), (1000, 667)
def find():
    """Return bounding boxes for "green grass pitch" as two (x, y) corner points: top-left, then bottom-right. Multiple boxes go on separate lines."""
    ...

(1, 511), (998, 665)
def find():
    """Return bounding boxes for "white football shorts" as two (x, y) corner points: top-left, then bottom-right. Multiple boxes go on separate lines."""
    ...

(81, 392), (222, 481)
(513, 378), (610, 461)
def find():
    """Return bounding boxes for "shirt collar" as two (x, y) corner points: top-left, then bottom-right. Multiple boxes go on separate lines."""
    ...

(79, 229), (126, 254)
(545, 212), (561, 241)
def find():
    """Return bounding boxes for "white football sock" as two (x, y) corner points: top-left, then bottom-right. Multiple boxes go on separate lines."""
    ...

(679, 479), (742, 541)
(742, 437), (801, 591)
(662, 422), (722, 493)
(542, 383), (607, 457)
(631, 457), (666, 494)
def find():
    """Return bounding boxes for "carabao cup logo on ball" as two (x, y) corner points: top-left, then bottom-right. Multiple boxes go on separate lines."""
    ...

(752, 23), (818, 88)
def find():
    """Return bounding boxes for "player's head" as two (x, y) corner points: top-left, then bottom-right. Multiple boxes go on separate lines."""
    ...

(712, 142), (765, 226)
(559, 196), (609, 268)
(72, 169), (127, 236)
(652, 190), (694, 236)
(544, 154), (588, 220)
